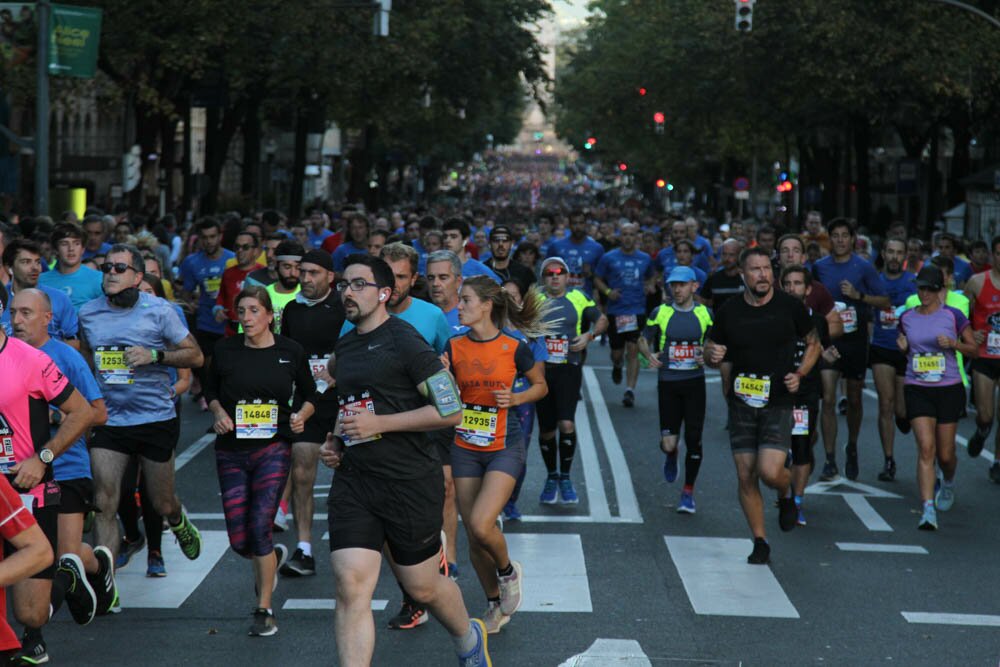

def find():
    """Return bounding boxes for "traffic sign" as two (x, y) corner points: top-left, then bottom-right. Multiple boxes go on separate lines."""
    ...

(734, 190), (750, 200)
(733, 176), (750, 191)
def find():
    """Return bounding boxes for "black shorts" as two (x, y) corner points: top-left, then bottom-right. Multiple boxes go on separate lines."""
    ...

(428, 428), (453, 467)
(297, 394), (337, 444)
(869, 345), (906, 377)
(327, 466), (443, 566)
(607, 312), (644, 350)
(728, 398), (792, 454)
(905, 383), (966, 424)
(194, 329), (222, 359)
(790, 399), (819, 466)
(821, 335), (869, 381)
(3, 503), (57, 580)
(90, 417), (180, 464)
(972, 357), (1000, 382)
(57, 478), (94, 515)
(536, 363), (583, 431)
(657, 377), (706, 443)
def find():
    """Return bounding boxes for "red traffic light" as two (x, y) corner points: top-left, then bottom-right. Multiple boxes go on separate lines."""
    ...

(656, 178), (666, 188)
(653, 112), (665, 124)
(776, 180), (793, 193)
(587, 136), (597, 145)
(618, 162), (628, 172)
(638, 87), (647, 96)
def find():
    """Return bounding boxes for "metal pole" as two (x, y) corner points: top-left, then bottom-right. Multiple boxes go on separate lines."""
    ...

(927, 0), (1000, 30)
(34, 1), (50, 216)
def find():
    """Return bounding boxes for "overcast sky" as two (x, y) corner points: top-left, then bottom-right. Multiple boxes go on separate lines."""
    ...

(552, 0), (589, 25)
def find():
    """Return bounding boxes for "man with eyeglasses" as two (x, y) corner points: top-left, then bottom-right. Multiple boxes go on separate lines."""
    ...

(39, 223), (104, 311)
(179, 218), (235, 408)
(537, 257), (607, 505)
(2, 239), (79, 350)
(485, 224), (534, 289)
(213, 231), (264, 337)
(277, 249), (344, 577)
(78, 244), (205, 573)
(319, 254), (490, 667)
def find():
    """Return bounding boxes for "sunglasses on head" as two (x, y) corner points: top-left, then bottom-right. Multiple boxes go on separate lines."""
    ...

(100, 262), (138, 275)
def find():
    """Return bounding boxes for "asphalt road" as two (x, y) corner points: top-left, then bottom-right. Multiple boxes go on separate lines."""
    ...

(43, 344), (1000, 666)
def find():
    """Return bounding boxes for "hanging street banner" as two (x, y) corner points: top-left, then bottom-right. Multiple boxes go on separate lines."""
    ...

(48, 4), (101, 78)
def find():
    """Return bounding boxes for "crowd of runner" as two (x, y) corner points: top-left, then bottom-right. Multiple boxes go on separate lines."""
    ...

(0, 188), (994, 665)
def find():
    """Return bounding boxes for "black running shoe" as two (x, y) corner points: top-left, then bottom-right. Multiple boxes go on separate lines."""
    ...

(845, 445), (859, 481)
(611, 365), (623, 385)
(778, 497), (797, 532)
(877, 459), (896, 482)
(819, 459), (839, 482)
(10, 631), (48, 665)
(967, 428), (988, 458)
(387, 601), (429, 629)
(59, 554), (96, 626)
(622, 389), (635, 408)
(248, 607), (277, 637)
(990, 462), (1000, 484)
(280, 548), (316, 577)
(837, 397), (847, 415)
(895, 416), (911, 434)
(747, 537), (770, 565)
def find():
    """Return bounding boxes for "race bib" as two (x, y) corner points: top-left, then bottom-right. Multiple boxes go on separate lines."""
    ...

(878, 308), (898, 330)
(734, 374), (770, 408)
(0, 436), (14, 475)
(615, 314), (638, 333)
(309, 355), (330, 393)
(337, 392), (381, 446)
(95, 346), (134, 385)
(546, 336), (569, 364)
(987, 332), (1000, 357)
(456, 403), (499, 448)
(792, 407), (809, 436)
(204, 276), (222, 298)
(912, 353), (945, 383)
(667, 341), (701, 371)
(234, 400), (278, 439)
(839, 306), (858, 334)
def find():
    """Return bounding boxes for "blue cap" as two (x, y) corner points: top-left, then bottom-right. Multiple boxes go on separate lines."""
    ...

(666, 266), (697, 283)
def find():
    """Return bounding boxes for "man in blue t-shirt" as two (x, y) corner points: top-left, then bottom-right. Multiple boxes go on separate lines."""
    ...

(936, 233), (972, 288)
(655, 219), (690, 287)
(306, 210), (333, 249)
(331, 214), (370, 273)
(82, 215), (112, 260)
(442, 217), (501, 284)
(179, 218), (234, 401)
(594, 223), (655, 407)
(813, 218), (889, 482)
(2, 239), (79, 349)
(39, 223), (104, 310)
(546, 209), (604, 298)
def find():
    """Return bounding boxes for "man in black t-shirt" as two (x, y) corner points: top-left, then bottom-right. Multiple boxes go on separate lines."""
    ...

(278, 249), (344, 577)
(319, 255), (490, 665)
(485, 225), (535, 289)
(701, 239), (744, 310)
(705, 248), (820, 565)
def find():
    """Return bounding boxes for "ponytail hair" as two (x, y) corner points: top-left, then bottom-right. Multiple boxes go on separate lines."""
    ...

(462, 275), (557, 339)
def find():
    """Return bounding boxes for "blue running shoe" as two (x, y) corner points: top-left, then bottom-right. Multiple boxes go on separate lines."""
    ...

(663, 451), (679, 483)
(677, 492), (696, 514)
(539, 477), (559, 504)
(502, 501), (522, 521)
(558, 477), (579, 504)
(457, 618), (491, 667)
(146, 550), (167, 577)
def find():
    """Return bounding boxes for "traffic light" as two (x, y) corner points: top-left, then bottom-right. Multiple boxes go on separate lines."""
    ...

(656, 179), (666, 189)
(618, 162), (628, 172)
(734, 0), (754, 31)
(638, 87), (647, 96)
(653, 112), (665, 135)
(587, 136), (597, 146)
(776, 180), (793, 193)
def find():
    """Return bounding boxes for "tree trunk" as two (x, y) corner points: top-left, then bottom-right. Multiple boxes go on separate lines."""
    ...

(158, 115), (178, 215)
(241, 98), (260, 198)
(947, 114), (971, 208)
(202, 101), (247, 215)
(925, 123), (940, 235)
(853, 115), (872, 231)
(289, 109), (307, 219)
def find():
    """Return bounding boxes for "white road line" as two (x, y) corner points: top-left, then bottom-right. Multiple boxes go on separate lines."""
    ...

(575, 395), (611, 521)
(665, 536), (799, 618)
(505, 533), (593, 612)
(902, 612), (1000, 627)
(558, 639), (652, 667)
(862, 388), (994, 463)
(188, 513), (226, 520)
(115, 530), (230, 608)
(836, 542), (927, 554)
(841, 494), (893, 532)
(283, 599), (388, 611)
(175, 434), (214, 470)
(583, 366), (643, 523)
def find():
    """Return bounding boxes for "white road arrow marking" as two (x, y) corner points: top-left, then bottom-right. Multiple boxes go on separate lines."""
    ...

(805, 480), (901, 531)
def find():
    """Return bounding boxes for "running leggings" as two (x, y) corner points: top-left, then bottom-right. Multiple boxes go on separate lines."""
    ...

(215, 440), (291, 558)
(509, 402), (535, 503)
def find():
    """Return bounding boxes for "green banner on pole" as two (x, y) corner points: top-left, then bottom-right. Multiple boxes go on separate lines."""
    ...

(48, 4), (101, 78)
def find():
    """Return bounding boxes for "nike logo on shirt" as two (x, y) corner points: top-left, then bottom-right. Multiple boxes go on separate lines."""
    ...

(368, 344), (381, 351)
(279, 359), (291, 364)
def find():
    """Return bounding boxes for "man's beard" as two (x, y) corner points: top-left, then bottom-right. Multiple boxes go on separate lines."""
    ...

(279, 274), (298, 290)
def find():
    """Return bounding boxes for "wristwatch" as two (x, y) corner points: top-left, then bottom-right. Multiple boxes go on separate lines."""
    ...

(39, 448), (54, 464)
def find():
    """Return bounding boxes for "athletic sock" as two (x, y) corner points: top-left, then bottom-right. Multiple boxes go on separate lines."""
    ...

(539, 434), (557, 475)
(454, 621), (479, 655)
(487, 595), (500, 604)
(977, 422), (992, 437)
(297, 541), (312, 557)
(626, 385), (636, 393)
(558, 432), (577, 476)
(50, 570), (71, 615)
(497, 562), (513, 577)
(826, 451), (836, 463)
(682, 484), (694, 494)
(684, 450), (702, 487)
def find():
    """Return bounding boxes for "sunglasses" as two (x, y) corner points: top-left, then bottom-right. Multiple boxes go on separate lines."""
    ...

(543, 268), (566, 277)
(100, 262), (139, 275)
(235, 243), (257, 251)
